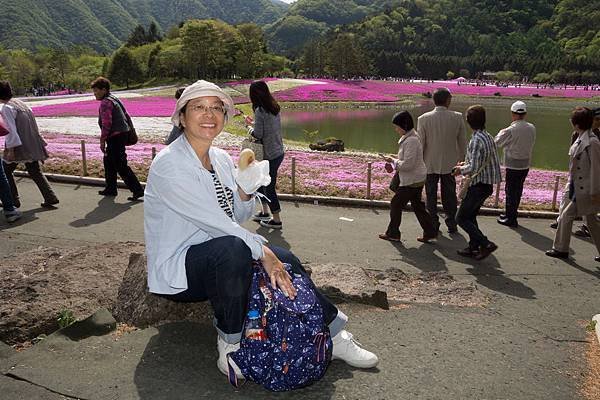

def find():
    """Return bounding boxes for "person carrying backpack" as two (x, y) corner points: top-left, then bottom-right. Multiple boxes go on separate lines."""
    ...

(91, 77), (144, 201)
(144, 80), (379, 387)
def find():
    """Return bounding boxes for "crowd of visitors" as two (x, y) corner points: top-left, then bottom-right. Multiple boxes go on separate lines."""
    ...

(1, 78), (599, 388)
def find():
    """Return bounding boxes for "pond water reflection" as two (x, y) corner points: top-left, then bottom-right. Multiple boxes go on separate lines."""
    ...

(281, 98), (598, 171)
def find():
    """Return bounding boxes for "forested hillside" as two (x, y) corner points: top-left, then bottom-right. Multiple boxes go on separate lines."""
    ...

(0, 0), (288, 52)
(0, 0), (598, 89)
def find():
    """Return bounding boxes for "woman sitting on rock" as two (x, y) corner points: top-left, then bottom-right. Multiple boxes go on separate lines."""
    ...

(143, 80), (378, 380)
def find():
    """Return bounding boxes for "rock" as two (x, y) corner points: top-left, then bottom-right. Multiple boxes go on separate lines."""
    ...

(309, 138), (345, 152)
(58, 308), (116, 341)
(112, 253), (212, 327)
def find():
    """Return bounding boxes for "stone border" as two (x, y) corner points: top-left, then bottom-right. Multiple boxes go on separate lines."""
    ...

(15, 171), (559, 219)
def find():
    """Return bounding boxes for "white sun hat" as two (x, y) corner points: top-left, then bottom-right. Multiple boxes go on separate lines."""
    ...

(171, 80), (235, 127)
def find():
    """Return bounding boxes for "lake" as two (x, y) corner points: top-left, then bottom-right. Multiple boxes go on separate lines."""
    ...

(281, 97), (598, 171)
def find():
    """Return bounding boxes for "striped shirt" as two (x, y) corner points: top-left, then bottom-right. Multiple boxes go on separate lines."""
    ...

(460, 130), (502, 185)
(210, 171), (234, 219)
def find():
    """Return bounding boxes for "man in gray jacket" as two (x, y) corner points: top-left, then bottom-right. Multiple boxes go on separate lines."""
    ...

(417, 88), (467, 234)
(495, 101), (536, 227)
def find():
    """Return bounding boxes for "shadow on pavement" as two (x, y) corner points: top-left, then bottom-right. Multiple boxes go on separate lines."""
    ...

(517, 226), (554, 252)
(385, 240), (448, 273)
(256, 225), (291, 250)
(69, 196), (136, 227)
(0, 206), (57, 231)
(133, 322), (352, 399)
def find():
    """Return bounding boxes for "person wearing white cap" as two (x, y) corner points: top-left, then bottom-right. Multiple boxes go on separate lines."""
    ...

(143, 80), (378, 381)
(494, 100), (536, 227)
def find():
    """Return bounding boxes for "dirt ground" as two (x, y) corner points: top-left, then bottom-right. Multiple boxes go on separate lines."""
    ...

(582, 331), (600, 400)
(0, 242), (144, 345)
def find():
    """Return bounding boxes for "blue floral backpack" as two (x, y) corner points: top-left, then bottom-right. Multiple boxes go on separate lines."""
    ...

(228, 262), (332, 391)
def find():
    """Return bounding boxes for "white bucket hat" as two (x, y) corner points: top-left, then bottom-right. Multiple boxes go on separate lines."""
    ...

(171, 80), (235, 127)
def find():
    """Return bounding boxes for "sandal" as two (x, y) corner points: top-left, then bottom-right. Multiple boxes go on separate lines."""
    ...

(378, 233), (401, 242)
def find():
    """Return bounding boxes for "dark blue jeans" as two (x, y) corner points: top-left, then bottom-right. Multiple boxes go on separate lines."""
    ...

(456, 183), (493, 250)
(425, 173), (458, 230)
(504, 168), (529, 221)
(161, 236), (344, 343)
(258, 154), (284, 214)
(0, 159), (16, 212)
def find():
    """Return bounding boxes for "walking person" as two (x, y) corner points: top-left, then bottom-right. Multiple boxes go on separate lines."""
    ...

(452, 105), (502, 260)
(0, 96), (22, 222)
(379, 111), (437, 243)
(91, 77), (144, 201)
(546, 107), (600, 262)
(244, 80), (284, 229)
(0, 81), (59, 209)
(144, 80), (378, 380)
(417, 87), (467, 234)
(494, 101), (536, 227)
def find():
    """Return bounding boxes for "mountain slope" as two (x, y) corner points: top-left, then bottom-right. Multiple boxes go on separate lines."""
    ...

(0, 0), (288, 52)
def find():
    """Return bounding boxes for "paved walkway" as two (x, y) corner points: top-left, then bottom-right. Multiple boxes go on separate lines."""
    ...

(1, 179), (599, 399)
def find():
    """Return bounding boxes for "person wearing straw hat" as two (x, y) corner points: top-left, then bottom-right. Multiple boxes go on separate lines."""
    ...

(494, 100), (536, 228)
(143, 80), (379, 381)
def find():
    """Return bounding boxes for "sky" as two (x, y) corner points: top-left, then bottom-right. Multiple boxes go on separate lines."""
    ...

(279, 0), (296, 3)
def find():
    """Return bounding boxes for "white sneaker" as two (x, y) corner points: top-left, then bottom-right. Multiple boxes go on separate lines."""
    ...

(216, 336), (244, 379)
(332, 330), (379, 368)
(4, 209), (22, 223)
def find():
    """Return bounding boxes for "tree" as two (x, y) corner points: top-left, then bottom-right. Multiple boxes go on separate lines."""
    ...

(147, 22), (162, 43)
(325, 33), (372, 78)
(108, 47), (142, 88)
(125, 25), (148, 47)
(236, 23), (267, 78)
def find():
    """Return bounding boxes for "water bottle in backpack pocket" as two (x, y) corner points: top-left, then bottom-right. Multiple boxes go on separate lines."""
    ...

(228, 262), (332, 391)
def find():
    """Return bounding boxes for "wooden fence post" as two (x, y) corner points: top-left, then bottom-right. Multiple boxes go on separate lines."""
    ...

(291, 157), (296, 196)
(551, 175), (560, 211)
(366, 162), (372, 200)
(80, 140), (87, 177)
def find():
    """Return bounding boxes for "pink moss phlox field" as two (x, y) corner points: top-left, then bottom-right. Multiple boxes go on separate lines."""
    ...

(41, 132), (568, 208)
(270, 79), (600, 102)
(31, 96), (247, 117)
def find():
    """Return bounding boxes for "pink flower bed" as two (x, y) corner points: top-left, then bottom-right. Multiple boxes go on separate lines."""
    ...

(41, 133), (567, 209)
(271, 79), (600, 102)
(32, 96), (248, 117)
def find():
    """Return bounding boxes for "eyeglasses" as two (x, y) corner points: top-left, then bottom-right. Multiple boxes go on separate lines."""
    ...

(188, 104), (226, 115)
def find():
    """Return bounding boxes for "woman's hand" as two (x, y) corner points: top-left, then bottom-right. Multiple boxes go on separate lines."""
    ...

(260, 246), (297, 300)
(244, 115), (254, 125)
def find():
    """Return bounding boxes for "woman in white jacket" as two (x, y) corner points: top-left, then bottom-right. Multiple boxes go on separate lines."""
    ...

(143, 80), (378, 380)
(379, 111), (437, 243)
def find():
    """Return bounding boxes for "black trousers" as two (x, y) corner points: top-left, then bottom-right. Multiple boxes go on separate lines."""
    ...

(425, 173), (457, 230)
(504, 168), (529, 221)
(103, 133), (143, 194)
(162, 236), (340, 338)
(386, 185), (437, 238)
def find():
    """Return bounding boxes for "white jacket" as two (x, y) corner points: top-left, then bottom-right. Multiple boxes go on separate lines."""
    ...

(395, 129), (427, 186)
(144, 135), (266, 294)
(494, 120), (536, 170)
(0, 103), (23, 150)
